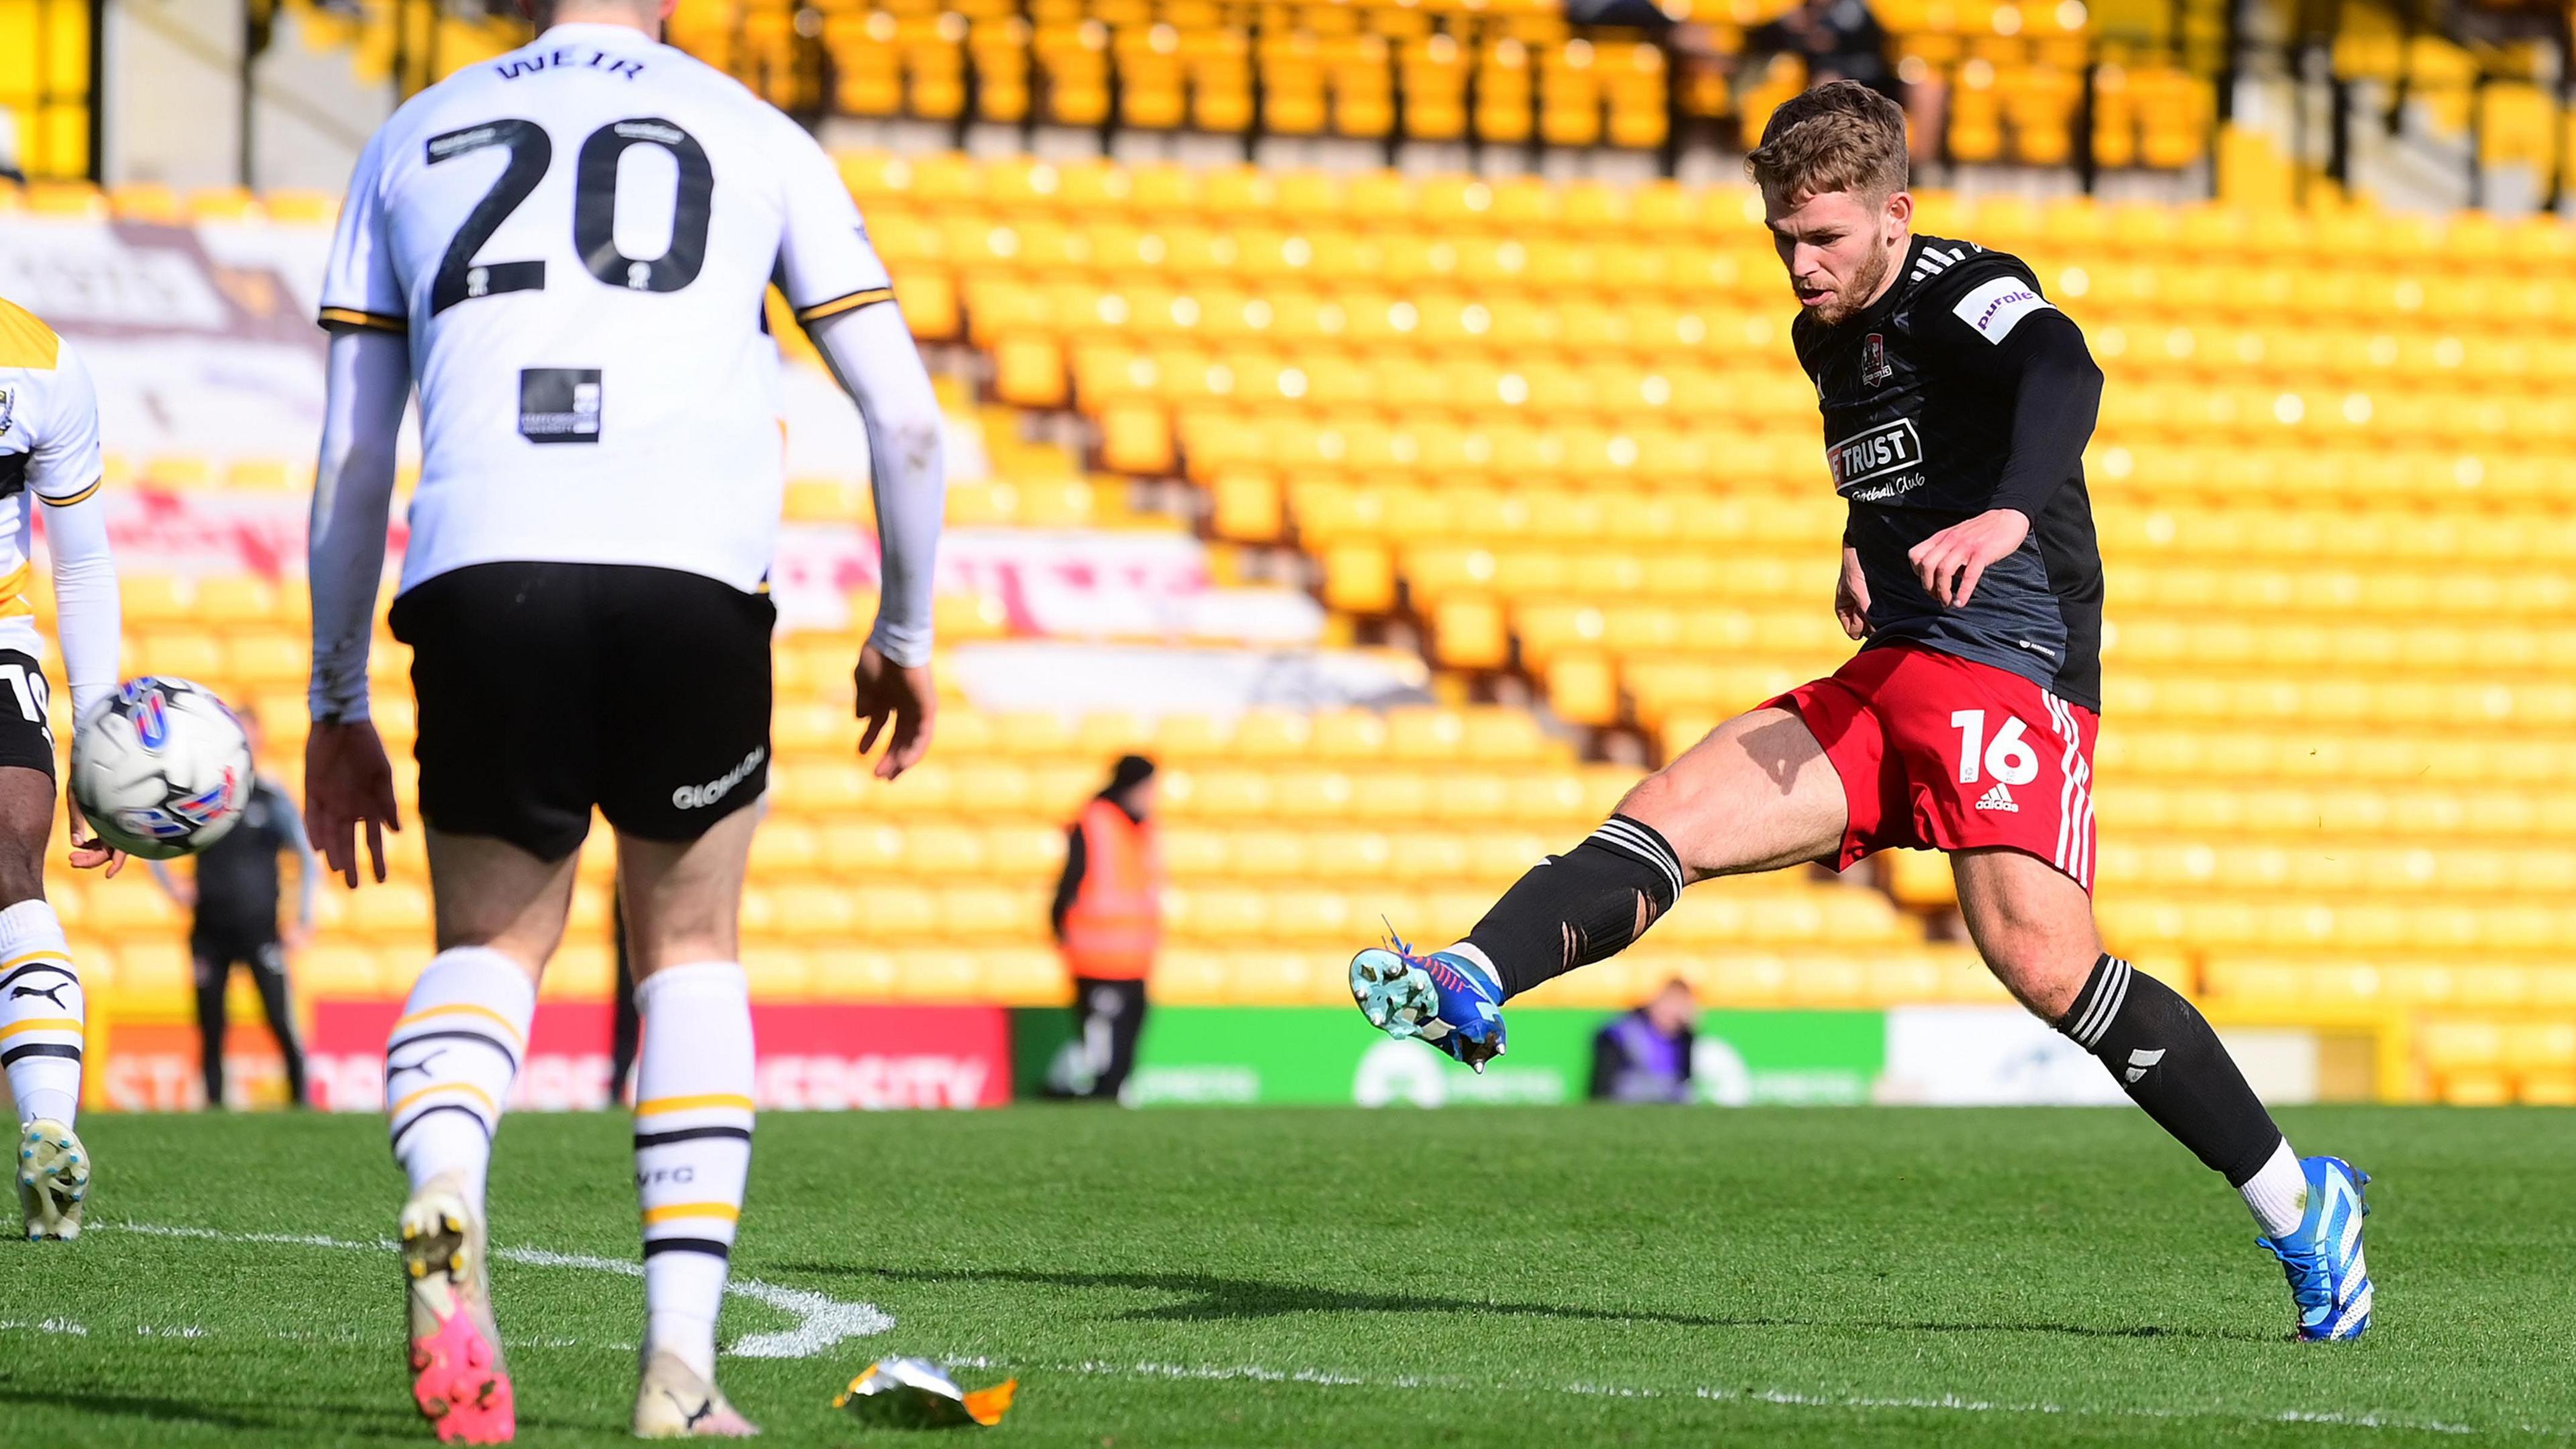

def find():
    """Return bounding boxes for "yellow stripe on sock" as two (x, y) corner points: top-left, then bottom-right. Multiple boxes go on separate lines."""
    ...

(635, 1093), (755, 1117)
(387, 1081), (496, 1118)
(0, 949), (72, 971)
(391, 1002), (527, 1051)
(0, 1017), (79, 1042)
(643, 1202), (742, 1225)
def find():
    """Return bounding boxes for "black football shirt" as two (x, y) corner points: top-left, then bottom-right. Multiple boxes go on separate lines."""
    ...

(1790, 233), (2106, 710)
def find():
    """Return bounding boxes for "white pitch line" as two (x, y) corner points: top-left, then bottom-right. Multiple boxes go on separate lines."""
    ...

(0, 1317), (88, 1336)
(936, 1355), (2572, 1439)
(91, 1222), (894, 1358)
(34, 1231), (2575, 1438)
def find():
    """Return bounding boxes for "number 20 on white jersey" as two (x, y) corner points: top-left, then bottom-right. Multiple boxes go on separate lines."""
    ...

(319, 21), (894, 598)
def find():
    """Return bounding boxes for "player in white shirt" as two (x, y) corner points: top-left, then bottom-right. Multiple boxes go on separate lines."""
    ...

(0, 299), (125, 1244)
(304, 1), (945, 1437)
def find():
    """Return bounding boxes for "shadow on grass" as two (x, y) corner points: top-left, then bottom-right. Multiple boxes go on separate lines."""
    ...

(773, 1263), (2267, 1344)
(0, 1380), (610, 1439)
(0, 1381), (422, 1438)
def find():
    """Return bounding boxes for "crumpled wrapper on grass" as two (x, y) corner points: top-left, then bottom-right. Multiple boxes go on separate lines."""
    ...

(833, 1356), (1017, 1428)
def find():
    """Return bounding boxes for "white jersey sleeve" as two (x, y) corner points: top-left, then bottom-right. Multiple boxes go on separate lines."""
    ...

(0, 310), (119, 720)
(25, 333), (103, 505)
(772, 120), (895, 329)
(317, 127), (411, 337)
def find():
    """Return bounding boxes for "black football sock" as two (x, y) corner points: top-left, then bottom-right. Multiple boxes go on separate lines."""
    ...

(2057, 954), (2284, 1186)
(1461, 816), (1685, 1000)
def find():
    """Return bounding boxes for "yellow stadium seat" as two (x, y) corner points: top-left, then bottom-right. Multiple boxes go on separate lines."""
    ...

(297, 945), (386, 997)
(939, 885), (1044, 939)
(810, 947), (900, 999)
(851, 885), (936, 938)
(902, 820), (989, 876)
(981, 946), (1068, 1004)
(743, 948), (814, 1000)
(347, 883), (433, 938)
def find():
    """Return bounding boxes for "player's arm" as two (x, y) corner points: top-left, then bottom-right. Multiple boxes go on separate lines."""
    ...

(809, 305), (945, 780)
(1906, 280), (2102, 608)
(277, 783), (320, 940)
(146, 857), (194, 907)
(304, 326), (412, 886)
(304, 125), (410, 888)
(1050, 822), (1085, 941)
(773, 123), (947, 780)
(32, 340), (125, 874)
(1835, 541), (1872, 639)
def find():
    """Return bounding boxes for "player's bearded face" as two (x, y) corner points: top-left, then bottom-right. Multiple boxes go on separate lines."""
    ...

(1765, 188), (1905, 327)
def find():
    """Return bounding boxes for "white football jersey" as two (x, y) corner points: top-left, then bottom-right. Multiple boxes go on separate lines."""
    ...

(0, 301), (103, 656)
(319, 21), (894, 596)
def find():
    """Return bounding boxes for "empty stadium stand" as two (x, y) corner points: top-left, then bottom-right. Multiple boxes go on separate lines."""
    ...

(805, 150), (2576, 1099)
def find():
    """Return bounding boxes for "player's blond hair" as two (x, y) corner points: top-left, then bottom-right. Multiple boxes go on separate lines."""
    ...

(1745, 81), (1910, 203)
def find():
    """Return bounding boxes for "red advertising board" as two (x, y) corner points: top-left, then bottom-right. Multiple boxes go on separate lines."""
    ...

(307, 1000), (1010, 1112)
(97, 1022), (293, 1112)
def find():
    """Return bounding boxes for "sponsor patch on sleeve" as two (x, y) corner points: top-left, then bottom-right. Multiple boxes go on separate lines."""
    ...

(1951, 276), (2055, 343)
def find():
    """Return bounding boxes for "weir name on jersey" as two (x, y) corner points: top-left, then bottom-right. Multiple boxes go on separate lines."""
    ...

(494, 47), (645, 83)
(1825, 417), (1925, 501)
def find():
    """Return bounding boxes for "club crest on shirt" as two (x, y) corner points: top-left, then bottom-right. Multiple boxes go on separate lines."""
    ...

(1861, 333), (1892, 388)
(0, 387), (15, 439)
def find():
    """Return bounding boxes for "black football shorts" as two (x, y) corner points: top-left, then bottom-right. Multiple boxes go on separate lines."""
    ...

(389, 562), (773, 861)
(0, 648), (56, 778)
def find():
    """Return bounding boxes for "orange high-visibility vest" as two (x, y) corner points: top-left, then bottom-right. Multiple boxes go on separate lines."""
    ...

(1061, 797), (1161, 979)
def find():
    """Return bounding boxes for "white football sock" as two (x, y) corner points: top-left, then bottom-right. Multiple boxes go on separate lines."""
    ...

(385, 947), (535, 1215)
(1439, 941), (1501, 987)
(0, 900), (84, 1127)
(633, 961), (755, 1381)
(2241, 1138), (2308, 1238)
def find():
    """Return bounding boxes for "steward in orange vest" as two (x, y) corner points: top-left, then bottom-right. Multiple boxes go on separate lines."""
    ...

(1049, 755), (1162, 1099)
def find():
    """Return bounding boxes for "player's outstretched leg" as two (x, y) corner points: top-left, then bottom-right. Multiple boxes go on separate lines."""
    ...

(386, 945), (533, 1441)
(3, 900), (91, 1240)
(1955, 849), (2372, 1341)
(629, 961), (759, 1439)
(1352, 710), (1845, 1070)
(1349, 813), (1688, 1071)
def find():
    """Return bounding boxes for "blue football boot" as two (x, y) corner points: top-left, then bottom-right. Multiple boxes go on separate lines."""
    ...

(2257, 1155), (2373, 1341)
(1348, 938), (1507, 1073)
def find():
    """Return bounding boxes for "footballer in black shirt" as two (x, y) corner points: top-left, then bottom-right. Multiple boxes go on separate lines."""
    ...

(1346, 81), (2377, 1341)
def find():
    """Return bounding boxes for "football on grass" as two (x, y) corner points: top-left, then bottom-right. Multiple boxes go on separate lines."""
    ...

(70, 677), (254, 859)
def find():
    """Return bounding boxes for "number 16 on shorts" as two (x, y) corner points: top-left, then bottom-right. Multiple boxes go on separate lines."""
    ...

(1949, 688), (2097, 890)
(1949, 710), (2039, 788)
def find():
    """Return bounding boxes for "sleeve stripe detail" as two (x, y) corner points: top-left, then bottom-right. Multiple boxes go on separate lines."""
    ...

(37, 476), (102, 507)
(317, 307), (408, 334)
(794, 287), (896, 325)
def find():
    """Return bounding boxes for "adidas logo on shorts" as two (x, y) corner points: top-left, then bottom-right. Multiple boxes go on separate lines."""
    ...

(1973, 782), (2019, 812)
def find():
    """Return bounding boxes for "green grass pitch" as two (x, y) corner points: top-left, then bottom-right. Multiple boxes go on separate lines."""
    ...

(2, 1106), (2569, 1446)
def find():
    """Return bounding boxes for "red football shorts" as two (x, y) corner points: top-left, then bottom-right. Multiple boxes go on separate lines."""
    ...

(1764, 641), (2099, 890)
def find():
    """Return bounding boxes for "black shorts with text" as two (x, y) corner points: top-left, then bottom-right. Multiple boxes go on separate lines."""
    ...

(0, 649), (57, 779)
(390, 562), (773, 861)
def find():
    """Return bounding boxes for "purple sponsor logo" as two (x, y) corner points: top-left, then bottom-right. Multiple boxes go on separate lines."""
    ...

(1975, 289), (2039, 332)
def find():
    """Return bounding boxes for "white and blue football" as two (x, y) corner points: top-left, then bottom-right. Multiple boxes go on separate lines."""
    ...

(70, 677), (254, 859)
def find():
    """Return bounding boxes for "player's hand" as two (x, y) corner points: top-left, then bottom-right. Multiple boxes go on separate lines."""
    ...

(305, 718), (400, 888)
(1907, 508), (2030, 610)
(1834, 545), (1873, 640)
(64, 794), (124, 878)
(853, 644), (936, 781)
